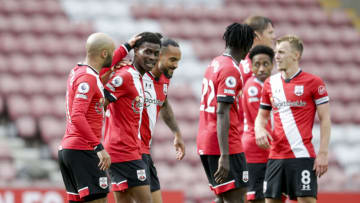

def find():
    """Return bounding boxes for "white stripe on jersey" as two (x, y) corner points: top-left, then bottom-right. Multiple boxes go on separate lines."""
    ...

(142, 74), (157, 147)
(128, 67), (144, 140)
(270, 73), (310, 158)
(86, 67), (104, 97)
(315, 96), (329, 105)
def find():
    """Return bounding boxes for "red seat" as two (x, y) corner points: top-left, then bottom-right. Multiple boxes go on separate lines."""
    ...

(61, 35), (84, 57)
(49, 138), (62, 159)
(52, 96), (66, 119)
(308, 8), (328, 25)
(43, 75), (67, 97)
(0, 161), (16, 181)
(7, 54), (31, 75)
(0, 33), (21, 54)
(0, 74), (21, 96)
(9, 14), (32, 34)
(31, 54), (55, 75)
(15, 116), (37, 139)
(30, 95), (52, 118)
(6, 95), (31, 120)
(31, 15), (54, 35)
(53, 55), (74, 76)
(19, 75), (45, 96)
(0, 0), (20, 15)
(329, 10), (351, 26)
(39, 116), (66, 143)
(52, 16), (73, 36)
(20, 34), (42, 55)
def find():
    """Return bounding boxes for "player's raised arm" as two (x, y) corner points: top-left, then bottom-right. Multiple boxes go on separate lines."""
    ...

(160, 98), (185, 160)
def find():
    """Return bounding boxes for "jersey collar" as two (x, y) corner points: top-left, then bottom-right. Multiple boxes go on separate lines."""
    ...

(222, 53), (239, 65)
(77, 63), (99, 74)
(254, 77), (264, 86)
(282, 68), (302, 83)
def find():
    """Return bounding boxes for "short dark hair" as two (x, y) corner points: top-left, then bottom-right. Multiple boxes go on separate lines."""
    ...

(134, 32), (161, 48)
(223, 23), (255, 52)
(249, 45), (275, 62)
(161, 37), (179, 48)
(154, 32), (163, 39)
(244, 16), (273, 33)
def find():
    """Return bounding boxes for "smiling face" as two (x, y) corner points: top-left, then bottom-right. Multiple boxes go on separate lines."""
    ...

(252, 53), (273, 82)
(275, 41), (299, 72)
(158, 45), (181, 79)
(134, 42), (161, 73)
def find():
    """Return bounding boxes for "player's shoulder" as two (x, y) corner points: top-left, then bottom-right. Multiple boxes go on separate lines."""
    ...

(300, 70), (324, 82)
(244, 77), (262, 95)
(73, 64), (99, 82)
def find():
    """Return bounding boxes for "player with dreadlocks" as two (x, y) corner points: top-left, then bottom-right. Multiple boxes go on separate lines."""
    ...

(197, 23), (255, 203)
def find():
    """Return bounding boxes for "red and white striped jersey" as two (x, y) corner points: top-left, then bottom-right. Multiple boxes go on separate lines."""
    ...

(103, 65), (145, 163)
(260, 70), (329, 159)
(61, 64), (105, 150)
(197, 54), (244, 155)
(140, 73), (170, 154)
(242, 76), (271, 163)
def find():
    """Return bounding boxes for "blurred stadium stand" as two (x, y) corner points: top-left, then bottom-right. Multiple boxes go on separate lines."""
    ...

(0, 0), (359, 202)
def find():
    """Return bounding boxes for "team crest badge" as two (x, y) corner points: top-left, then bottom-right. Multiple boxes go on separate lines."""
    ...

(99, 177), (108, 189)
(163, 84), (168, 95)
(294, 85), (304, 96)
(242, 171), (249, 183)
(137, 169), (146, 181)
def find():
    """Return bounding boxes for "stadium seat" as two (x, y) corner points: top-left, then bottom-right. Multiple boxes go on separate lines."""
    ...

(0, 161), (16, 181)
(42, 75), (67, 97)
(6, 95), (31, 120)
(31, 14), (54, 36)
(15, 116), (37, 139)
(19, 75), (45, 97)
(9, 14), (32, 35)
(0, 33), (21, 54)
(30, 95), (52, 118)
(8, 53), (31, 75)
(0, 74), (21, 96)
(52, 96), (66, 119)
(31, 54), (55, 75)
(39, 116), (66, 143)
(20, 33), (42, 55)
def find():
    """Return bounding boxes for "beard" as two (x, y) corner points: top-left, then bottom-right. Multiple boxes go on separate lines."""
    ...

(163, 69), (172, 79)
(102, 54), (112, 68)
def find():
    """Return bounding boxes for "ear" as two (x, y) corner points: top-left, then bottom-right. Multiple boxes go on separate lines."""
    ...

(254, 31), (262, 41)
(101, 49), (108, 59)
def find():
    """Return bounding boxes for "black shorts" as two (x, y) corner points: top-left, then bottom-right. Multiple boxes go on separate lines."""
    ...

(142, 154), (161, 192)
(246, 163), (267, 201)
(264, 158), (317, 200)
(109, 159), (149, 192)
(200, 153), (248, 195)
(58, 149), (109, 202)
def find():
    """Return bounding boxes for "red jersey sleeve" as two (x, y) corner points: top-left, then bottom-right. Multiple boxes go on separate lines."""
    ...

(311, 76), (329, 105)
(243, 83), (262, 121)
(259, 78), (272, 110)
(111, 44), (131, 67)
(216, 67), (241, 104)
(70, 75), (100, 148)
(103, 70), (130, 102)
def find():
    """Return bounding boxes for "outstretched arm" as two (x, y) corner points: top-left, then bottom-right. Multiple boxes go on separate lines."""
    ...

(160, 98), (185, 160)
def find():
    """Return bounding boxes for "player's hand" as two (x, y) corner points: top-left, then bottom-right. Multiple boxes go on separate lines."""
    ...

(128, 35), (142, 48)
(97, 149), (111, 171)
(255, 128), (273, 149)
(173, 132), (185, 160)
(313, 151), (328, 178)
(214, 154), (230, 184)
(111, 60), (132, 72)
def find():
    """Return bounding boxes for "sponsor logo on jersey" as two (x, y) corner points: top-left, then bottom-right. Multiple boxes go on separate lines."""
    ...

(78, 82), (90, 94)
(225, 76), (236, 88)
(294, 85), (304, 96)
(95, 98), (105, 114)
(137, 169), (146, 181)
(131, 96), (144, 114)
(144, 91), (164, 107)
(318, 85), (326, 95)
(99, 177), (108, 189)
(271, 97), (306, 109)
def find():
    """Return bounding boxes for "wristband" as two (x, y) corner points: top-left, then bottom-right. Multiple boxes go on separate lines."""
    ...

(124, 43), (132, 51)
(94, 143), (104, 153)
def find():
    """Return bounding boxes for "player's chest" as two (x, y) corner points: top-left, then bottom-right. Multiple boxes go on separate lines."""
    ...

(142, 79), (168, 107)
(270, 82), (311, 109)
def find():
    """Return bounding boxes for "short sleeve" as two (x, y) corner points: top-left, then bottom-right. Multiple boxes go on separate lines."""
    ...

(216, 67), (240, 104)
(259, 79), (272, 110)
(73, 75), (97, 102)
(312, 77), (329, 105)
(104, 70), (129, 102)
